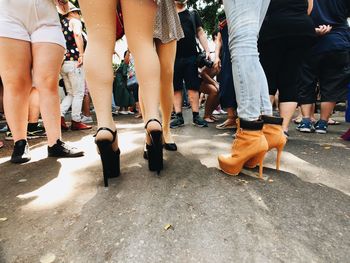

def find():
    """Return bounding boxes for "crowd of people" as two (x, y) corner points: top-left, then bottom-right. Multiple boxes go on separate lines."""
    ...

(0, 0), (349, 187)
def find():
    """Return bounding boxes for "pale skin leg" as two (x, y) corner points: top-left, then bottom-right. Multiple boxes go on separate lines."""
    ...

(78, 0), (117, 148)
(320, 102), (336, 121)
(173, 91), (183, 113)
(279, 101), (297, 132)
(155, 39), (176, 144)
(122, 0), (161, 135)
(32, 43), (65, 146)
(28, 87), (40, 124)
(80, 0), (160, 148)
(0, 38), (32, 143)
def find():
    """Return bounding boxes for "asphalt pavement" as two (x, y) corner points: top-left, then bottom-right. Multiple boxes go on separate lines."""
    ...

(0, 110), (349, 263)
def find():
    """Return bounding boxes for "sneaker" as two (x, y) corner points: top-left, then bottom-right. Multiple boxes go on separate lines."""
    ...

(0, 124), (8, 133)
(212, 110), (221, 115)
(315, 120), (328, 134)
(27, 125), (46, 139)
(170, 115), (185, 128)
(81, 115), (93, 124)
(5, 131), (13, 141)
(192, 115), (208, 127)
(48, 139), (84, 158)
(11, 139), (31, 164)
(171, 112), (176, 120)
(296, 119), (314, 133)
(71, 120), (92, 130)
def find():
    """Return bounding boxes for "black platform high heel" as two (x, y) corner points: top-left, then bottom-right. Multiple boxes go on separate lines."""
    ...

(94, 127), (120, 187)
(145, 119), (163, 174)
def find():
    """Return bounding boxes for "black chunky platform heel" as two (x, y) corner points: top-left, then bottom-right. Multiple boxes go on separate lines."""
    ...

(145, 119), (163, 174)
(94, 127), (120, 187)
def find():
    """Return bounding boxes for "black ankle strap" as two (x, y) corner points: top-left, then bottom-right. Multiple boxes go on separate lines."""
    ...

(145, 119), (162, 129)
(94, 127), (117, 142)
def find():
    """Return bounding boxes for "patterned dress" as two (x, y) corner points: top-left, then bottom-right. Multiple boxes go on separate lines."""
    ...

(154, 0), (184, 43)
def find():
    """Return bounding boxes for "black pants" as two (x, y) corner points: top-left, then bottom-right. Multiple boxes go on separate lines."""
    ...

(259, 36), (314, 102)
(298, 50), (350, 104)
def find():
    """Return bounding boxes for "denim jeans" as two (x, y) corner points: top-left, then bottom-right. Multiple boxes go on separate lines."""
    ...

(60, 61), (85, 122)
(223, 0), (272, 121)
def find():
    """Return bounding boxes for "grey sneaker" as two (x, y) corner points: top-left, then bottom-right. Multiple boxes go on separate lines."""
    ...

(170, 115), (185, 128)
(192, 115), (208, 127)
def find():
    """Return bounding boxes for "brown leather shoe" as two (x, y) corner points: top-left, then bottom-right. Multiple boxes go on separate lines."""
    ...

(61, 116), (69, 131)
(71, 120), (92, 130)
(245, 116), (287, 170)
(218, 119), (268, 178)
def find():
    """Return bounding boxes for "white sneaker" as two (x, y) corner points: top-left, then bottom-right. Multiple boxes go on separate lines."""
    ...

(212, 110), (221, 115)
(81, 115), (93, 124)
(219, 109), (227, 115)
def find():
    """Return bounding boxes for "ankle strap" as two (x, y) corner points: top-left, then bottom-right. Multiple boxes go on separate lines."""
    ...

(145, 119), (162, 129)
(94, 127), (117, 142)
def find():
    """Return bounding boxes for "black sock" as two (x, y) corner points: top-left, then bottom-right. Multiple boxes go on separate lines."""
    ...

(27, 122), (38, 132)
(176, 112), (183, 118)
(192, 112), (199, 120)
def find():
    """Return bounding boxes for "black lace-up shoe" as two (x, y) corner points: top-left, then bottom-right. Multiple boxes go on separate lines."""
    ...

(11, 140), (31, 164)
(48, 139), (84, 158)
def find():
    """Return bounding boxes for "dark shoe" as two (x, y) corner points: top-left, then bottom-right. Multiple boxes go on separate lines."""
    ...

(27, 124), (46, 139)
(170, 115), (184, 129)
(164, 143), (177, 151)
(61, 117), (69, 131)
(315, 120), (328, 134)
(71, 120), (92, 130)
(192, 115), (208, 127)
(145, 119), (163, 174)
(94, 127), (120, 187)
(11, 139), (31, 164)
(5, 131), (13, 141)
(296, 118), (314, 133)
(48, 139), (84, 158)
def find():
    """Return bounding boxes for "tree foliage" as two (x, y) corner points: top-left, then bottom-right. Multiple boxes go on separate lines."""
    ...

(187, 0), (222, 36)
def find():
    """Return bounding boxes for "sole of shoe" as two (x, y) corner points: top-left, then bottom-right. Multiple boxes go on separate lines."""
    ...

(299, 128), (312, 133)
(170, 123), (185, 129)
(192, 122), (208, 128)
(315, 129), (327, 134)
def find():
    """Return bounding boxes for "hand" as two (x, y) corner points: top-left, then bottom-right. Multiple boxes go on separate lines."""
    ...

(315, 25), (332, 36)
(77, 56), (83, 67)
(55, 0), (69, 14)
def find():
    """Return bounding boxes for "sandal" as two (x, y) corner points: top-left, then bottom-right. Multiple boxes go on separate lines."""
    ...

(145, 119), (163, 174)
(328, 118), (340, 125)
(216, 119), (237, 130)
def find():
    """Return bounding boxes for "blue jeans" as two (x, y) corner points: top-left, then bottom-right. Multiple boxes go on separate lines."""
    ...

(223, 0), (272, 121)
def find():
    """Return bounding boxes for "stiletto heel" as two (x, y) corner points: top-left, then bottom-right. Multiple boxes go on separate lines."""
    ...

(145, 119), (163, 174)
(94, 127), (120, 187)
(256, 151), (267, 178)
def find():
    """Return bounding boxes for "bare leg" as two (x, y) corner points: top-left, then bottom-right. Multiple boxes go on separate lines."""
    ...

(200, 82), (220, 120)
(188, 89), (200, 113)
(79, 0), (117, 146)
(155, 39), (176, 144)
(121, 0), (161, 134)
(300, 103), (313, 118)
(28, 87), (40, 123)
(82, 93), (92, 117)
(0, 38), (32, 142)
(279, 102), (297, 132)
(32, 43), (65, 146)
(320, 102), (336, 121)
(173, 90), (183, 113)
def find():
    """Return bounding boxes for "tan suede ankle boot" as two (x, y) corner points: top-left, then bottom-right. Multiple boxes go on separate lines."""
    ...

(218, 119), (268, 178)
(245, 116), (287, 170)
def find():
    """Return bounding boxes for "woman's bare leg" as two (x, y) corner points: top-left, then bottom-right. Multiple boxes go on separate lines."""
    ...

(32, 43), (65, 146)
(0, 38), (32, 142)
(79, 0), (117, 147)
(122, 0), (161, 134)
(155, 39), (176, 144)
(28, 87), (40, 124)
(200, 82), (220, 120)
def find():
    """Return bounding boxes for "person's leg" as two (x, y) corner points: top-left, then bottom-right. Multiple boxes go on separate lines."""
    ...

(32, 43), (65, 146)
(0, 38), (32, 143)
(200, 81), (220, 121)
(28, 87), (40, 124)
(173, 91), (183, 113)
(188, 90), (200, 113)
(60, 63), (74, 117)
(121, 0), (161, 134)
(69, 65), (85, 122)
(155, 39), (176, 144)
(223, 0), (271, 121)
(320, 102), (336, 121)
(78, 0), (118, 146)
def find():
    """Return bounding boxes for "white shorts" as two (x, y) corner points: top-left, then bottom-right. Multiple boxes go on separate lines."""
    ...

(0, 0), (66, 48)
